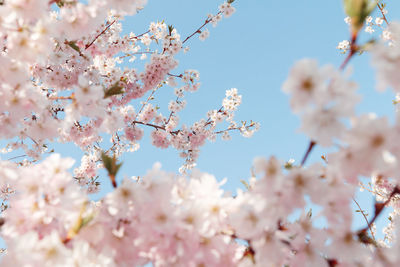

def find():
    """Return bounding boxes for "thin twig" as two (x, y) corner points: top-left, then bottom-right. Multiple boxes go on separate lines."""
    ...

(358, 186), (400, 234)
(352, 197), (375, 240)
(339, 33), (358, 71)
(377, 2), (389, 26)
(132, 120), (166, 131)
(182, 11), (222, 44)
(167, 73), (183, 78)
(86, 20), (116, 50)
(7, 154), (27, 161)
(129, 30), (151, 40)
(134, 86), (160, 121)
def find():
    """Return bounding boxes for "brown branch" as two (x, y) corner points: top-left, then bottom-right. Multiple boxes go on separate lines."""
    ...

(132, 120), (166, 131)
(205, 106), (224, 125)
(129, 30), (151, 40)
(300, 141), (316, 166)
(358, 186), (400, 235)
(377, 2), (389, 26)
(167, 73), (183, 78)
(339, 33), (358, 71)
(7, 154), (27, 161)
(182, 11), (222, 44)
(214, 127), (239, 134)
(86, 20), (116, 50)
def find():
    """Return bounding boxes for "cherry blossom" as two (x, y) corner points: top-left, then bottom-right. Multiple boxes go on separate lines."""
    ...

(3, 0), (400, 266)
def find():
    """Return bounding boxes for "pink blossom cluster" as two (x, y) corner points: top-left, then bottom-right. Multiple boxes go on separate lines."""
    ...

(282, 59), (359, 146)
(0, 0), (257, 180)
(2, 148), (400, 266)
(0, 156), (242, 266)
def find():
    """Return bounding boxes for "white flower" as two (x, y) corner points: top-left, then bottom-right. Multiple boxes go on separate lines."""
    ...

(199, 29), (210, 41)
(376, 17), (384, 26)
(141, 33), (152, 46)
(300, 106), (345, 147)
(282, 59), (328, 113)
(365, 26), (375, 34)
(337, 40), (350, 51)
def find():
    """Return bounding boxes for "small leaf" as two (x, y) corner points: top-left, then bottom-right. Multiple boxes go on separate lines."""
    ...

(115, 162), (123, 174)
(56, 0), (64, 7)
(80, 214), (94, 229)
(240, 179), (250, 190)
(66, 41), (81, 54)
(104, 82), (124, 98)
(101, 151), (123, 188)
(168, 25), (174, 36)
(284, 159), (295, 170)
(101, 152), (113, 173)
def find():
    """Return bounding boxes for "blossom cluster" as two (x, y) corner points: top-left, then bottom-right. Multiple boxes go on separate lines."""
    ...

(0, 0), (258, 186)
(282, 59), (360, 147)
(2, 149), (400, 266)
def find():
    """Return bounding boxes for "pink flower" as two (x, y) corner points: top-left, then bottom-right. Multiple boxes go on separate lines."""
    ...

(151, 130), (170, 148)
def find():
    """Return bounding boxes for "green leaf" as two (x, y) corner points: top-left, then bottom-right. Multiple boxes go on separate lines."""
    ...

(240, 179), (250, 190)
(115, 162), (123, 174)
(101, 152), (113, 173)
(56, 0), (64, 7)
(104, 82), (124, 98)
(227, 0), (235, 3)
(66, 41), (81, 54)
(101, 152), (123, 178)
(168, 25), (174, 36)
(80, 214), (94, 229)
(343, 0), (377, 33)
